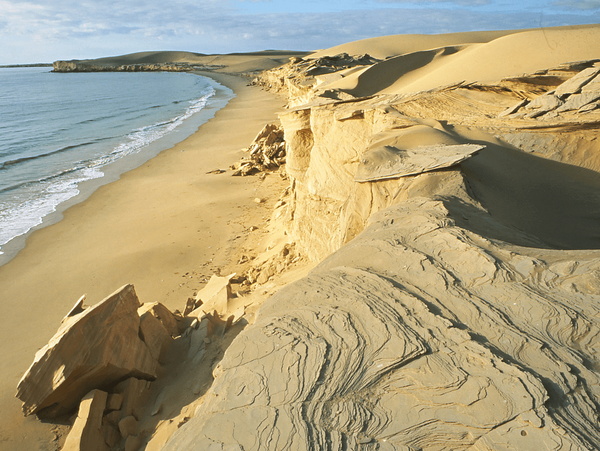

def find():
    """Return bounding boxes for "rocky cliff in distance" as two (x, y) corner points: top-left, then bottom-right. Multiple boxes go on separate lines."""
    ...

(52, 60), (206, 73)
(162, 26), (600, 450)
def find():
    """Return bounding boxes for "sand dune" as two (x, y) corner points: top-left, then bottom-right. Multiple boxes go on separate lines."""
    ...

(318, 25), (600, 97)
(323, 44), (469, 97)
(87, 51), (208, 65)
(309, 28), (522, 59)
(70, 50), (308, 74)
(395, 25), (600, 94)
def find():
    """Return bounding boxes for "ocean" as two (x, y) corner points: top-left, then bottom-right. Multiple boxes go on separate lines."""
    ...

(0, 67), (233, 262)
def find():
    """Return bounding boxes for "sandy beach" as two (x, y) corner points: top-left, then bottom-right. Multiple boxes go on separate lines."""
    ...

(0, 68), (288, 450)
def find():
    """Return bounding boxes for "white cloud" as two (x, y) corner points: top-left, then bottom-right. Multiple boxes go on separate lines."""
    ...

(0, 0), (44, 14)
(552, 0), (600, 9)
(1, 0), (599, 64)
(1, 0), (230, 39)
(372, 0), (491, 5)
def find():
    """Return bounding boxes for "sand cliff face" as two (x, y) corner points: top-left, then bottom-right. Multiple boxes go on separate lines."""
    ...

(271, 49), (600, 259)
(278, 100), (483, 261)
(160, 26), (600, 450)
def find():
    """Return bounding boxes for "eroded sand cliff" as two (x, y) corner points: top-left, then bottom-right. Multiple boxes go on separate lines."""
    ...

(163, 25), (600, 450)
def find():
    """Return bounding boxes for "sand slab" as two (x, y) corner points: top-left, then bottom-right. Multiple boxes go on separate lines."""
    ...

(0, 73), (285, 450)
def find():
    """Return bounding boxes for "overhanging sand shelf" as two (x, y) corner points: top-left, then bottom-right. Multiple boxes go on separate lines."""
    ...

(354, 127), (484, 182)
(10, 25), (600, 450)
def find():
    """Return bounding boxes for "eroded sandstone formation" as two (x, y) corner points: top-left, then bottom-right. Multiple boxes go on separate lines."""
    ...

(164, 198), (600, 450)
(161, 51), (600, 449)
(251, 53), (379, 105)
(500, 63), (600, 118)
(52, 61), (204, 73)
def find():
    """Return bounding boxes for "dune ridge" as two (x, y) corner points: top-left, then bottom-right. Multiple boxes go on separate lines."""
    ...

(308, 28), (526, 60)
(315, 25), (600, 97)
(53, 50), (309, 75)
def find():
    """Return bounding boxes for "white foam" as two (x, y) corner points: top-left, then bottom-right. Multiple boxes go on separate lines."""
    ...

(0, 85), (216, 255)
(110, 87), (215, 161)
(0, 167), (104, 248)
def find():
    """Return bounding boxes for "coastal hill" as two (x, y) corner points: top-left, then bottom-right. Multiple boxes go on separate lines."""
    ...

(52, 50), (308, 76)
(13, 24), (600, 450)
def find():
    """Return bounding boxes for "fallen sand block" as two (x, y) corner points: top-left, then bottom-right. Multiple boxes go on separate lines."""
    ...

(186, 315), (213, 360)
(138, 307), (172, 363)
(232, 123), (286, 175)
(63, 377), (153, 451)
(118, 415), (138, 440)
(111, 377), (153, 422)
(137, 302), (179, 338)
(62, 389), (109, 451)
(16, 285), (162, 418)
(193, 273), (236, 316)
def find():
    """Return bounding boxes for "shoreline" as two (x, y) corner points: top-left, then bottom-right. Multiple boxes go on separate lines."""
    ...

(0, 71), (234, 267)
(0, 71), (286, 450)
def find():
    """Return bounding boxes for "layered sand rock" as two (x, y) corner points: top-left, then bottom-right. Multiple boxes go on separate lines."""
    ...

(159, 24), (600, 450)
(16, 285), (166, 418)
(164, 197), (600, 449)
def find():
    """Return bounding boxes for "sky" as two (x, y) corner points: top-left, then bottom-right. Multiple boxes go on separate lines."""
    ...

(0, 0), (599, 64)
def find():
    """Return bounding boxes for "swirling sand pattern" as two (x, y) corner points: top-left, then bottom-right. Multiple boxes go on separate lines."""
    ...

(164, 198), (600, 450)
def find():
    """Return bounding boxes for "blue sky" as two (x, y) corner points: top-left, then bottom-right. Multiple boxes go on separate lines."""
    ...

(0, 0), (598, 64)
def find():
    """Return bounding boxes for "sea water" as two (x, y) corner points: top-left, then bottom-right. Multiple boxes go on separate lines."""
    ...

(0, 67), (233, 261)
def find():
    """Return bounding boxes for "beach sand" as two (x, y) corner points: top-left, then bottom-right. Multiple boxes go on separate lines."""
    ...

(0, 69), (287, 450)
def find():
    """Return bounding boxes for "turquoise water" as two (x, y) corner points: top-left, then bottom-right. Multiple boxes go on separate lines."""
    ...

(0, 67), (232, 259)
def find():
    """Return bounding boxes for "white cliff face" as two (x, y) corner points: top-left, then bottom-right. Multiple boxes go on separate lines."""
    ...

(278, 99), (481, 261)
